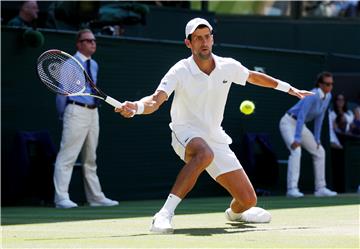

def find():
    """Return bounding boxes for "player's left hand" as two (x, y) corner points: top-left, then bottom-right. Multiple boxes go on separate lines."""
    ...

(288, 87), (314, 99)
(115, 101), (136, 118)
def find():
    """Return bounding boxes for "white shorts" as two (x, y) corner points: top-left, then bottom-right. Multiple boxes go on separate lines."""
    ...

(171, 129), (243, 180)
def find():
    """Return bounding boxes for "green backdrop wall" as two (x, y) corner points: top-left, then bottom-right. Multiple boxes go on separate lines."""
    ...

(216, 16), (360, 56)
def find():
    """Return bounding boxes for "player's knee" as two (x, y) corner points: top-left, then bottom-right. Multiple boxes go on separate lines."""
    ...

(314, 146), (325, 159)
(198, 148), (214, 168)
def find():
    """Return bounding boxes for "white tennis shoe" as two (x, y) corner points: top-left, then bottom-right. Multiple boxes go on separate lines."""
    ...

(55, 199), (78, 209)
(287, 188), (304, 198)
(225, 207), (271, 223)
(89, 198), (119, 207)
(150, 211), (174, 234)
(314, 187), (337, 197)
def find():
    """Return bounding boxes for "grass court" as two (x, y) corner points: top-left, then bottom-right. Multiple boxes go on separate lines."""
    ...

(2, 194), (359, 248)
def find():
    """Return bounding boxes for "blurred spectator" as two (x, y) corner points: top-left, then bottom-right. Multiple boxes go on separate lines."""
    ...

(329, 94), (354, 149)
(303, 0), (359, 17)
(329, 96), (359, 193)
(46, 1), (148, 32)
(145, 1), (190, 9)
(46, 1), (100, 30)
(262, 1), (291, 16)
(340, 0), (359, 17)
(303, 1), (337, 17)
(350, 107), (360, 135)
(100, 25), (125, 36)
(7, 1), (39, 28)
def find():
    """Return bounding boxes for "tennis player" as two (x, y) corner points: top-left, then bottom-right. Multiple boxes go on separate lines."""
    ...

(115, 18), (314, 233)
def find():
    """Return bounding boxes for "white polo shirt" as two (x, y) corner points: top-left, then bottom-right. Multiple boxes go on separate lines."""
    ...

(157, 54), (249, 144)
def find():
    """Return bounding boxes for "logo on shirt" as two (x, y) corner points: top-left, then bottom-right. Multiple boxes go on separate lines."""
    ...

(222, 80), (228, 84)
(162, 82), (167, 86)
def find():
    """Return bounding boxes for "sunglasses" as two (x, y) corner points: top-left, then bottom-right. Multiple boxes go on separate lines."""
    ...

(321, 82), (333, 87)
(79, 39), (96, 43)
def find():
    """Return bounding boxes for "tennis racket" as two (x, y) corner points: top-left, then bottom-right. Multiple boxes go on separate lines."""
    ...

(36, 49), (123, 108)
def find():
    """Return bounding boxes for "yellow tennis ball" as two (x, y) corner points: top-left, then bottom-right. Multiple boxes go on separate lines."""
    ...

(240, 100), (255, 115)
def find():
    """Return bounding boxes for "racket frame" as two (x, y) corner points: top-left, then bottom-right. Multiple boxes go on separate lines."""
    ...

(37, 49), (123, 108)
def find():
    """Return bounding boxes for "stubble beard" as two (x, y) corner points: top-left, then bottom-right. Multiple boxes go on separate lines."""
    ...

(197, 50), (212, 61)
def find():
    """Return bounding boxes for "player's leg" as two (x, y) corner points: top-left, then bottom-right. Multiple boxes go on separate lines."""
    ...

(170, 137), (214, 198)
(216, 169), (257, 213)
(53, 104), (88, 208)
(217, 170), (270, 223)
(150, 136), (214, 233)
(301, 126), (337, 197)
(205, 143), (271, 223)
(279, 114), (303, 197)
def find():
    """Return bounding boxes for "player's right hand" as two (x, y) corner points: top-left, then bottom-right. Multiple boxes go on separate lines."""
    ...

(115, 101), (136, 118)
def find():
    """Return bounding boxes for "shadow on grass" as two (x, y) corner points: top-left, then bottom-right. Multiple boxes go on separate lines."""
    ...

(2, 194), (359, 226)
(23, 223), (315, 241)
(174, 223), (314, 236)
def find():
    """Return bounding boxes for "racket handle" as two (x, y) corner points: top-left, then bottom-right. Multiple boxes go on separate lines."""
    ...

(105, 96), (136, 117)
(105, 96), (122, 108)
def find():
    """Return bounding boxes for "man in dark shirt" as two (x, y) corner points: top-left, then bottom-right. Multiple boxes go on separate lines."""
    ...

(7, 1), (39, 27)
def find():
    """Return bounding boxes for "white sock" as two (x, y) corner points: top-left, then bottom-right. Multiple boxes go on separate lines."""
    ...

(159, 194), (182, 214)
(228, 208), (243, 219)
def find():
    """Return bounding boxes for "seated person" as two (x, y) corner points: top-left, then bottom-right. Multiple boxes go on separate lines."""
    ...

(7, 1), (39, 28)
(329, 94), (354, 148)
(350, 107), (360, 135)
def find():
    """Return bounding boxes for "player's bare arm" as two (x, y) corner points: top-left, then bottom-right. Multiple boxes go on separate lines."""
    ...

(247, 70), (314, 99)
(115, 90), (168, 118)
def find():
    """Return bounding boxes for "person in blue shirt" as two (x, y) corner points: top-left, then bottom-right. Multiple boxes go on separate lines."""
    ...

(280, 71), (337, 198)
(53, 29), (119, 208)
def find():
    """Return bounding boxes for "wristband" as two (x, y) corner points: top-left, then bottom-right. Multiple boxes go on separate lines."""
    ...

(275, 80), (291, 93)
(135, 101), (144, 115)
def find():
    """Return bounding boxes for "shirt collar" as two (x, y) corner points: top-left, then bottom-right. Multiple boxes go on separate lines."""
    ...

(317, 87), (326, 99)
(189, 53), (220, 75)
(75, 51), (91, 62)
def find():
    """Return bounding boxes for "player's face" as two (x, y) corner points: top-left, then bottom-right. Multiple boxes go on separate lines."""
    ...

(186, 27), (213, 60)
(77, 32), (96, 57)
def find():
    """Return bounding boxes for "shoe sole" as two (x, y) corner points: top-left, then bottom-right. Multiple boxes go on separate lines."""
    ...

(314, 194), (337, 197)
(149, 226), (174, 234)
(55, 205), (78, 209)
(89, 203), (119, 207)
(286, 194), (304, 198)
(286, 195), (304, 198)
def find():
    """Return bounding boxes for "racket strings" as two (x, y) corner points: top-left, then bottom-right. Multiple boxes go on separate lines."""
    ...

(37, 52), (86, 95)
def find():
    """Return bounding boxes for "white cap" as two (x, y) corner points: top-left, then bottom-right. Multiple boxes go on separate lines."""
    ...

(185, 18), (213, 38)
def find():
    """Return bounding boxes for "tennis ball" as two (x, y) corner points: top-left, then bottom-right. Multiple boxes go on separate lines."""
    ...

(240, 100), (255, 115)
